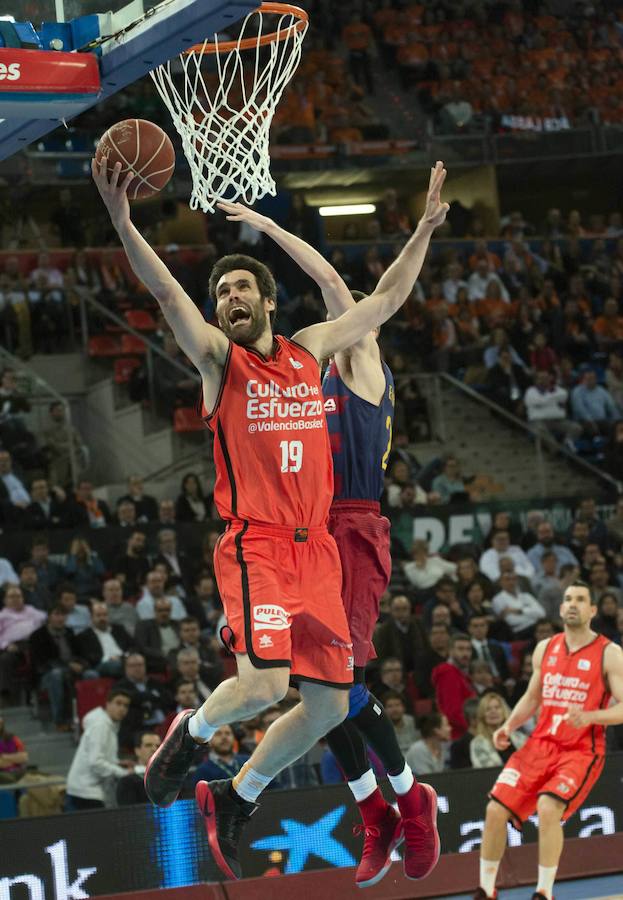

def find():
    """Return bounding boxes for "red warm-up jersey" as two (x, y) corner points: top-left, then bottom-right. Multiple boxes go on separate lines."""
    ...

(203, 336), (333, 527)
(532, 632), (612, 754)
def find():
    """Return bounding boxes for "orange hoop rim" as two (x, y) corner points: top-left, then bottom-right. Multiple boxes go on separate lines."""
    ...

(184, 2), (308, 55)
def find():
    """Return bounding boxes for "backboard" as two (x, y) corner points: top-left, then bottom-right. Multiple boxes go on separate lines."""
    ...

(0, 0), (257, 160)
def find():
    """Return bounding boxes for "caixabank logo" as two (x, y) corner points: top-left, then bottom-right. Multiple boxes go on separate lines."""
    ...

(0, 761), (621, 896)
(0, 840), (96, 900)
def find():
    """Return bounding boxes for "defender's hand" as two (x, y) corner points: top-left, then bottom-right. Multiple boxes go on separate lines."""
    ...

(422, 160), (449, 229)
(217, 200), (274, 232)
(91, 157), (134, 231)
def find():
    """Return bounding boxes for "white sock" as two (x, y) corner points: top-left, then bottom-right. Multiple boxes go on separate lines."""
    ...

(188, 707), (217, 743)
(536, 865), (557, 899)
(480, 858), (500, 897)
(387, 763), (414, 795)
(232, 764), (272, 803)
(348, 768), (377, 802)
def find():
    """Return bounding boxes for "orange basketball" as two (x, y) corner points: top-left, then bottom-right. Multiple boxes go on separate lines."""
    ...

(95, 119), (175, 200)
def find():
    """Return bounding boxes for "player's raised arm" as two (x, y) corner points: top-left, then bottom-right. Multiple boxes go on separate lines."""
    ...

(292, 162), (449, 361)
(91, 158), (228, 374)
(493, 640), (546, 749)
(566, 642), (623, 729)
(217, 200), (354, 318)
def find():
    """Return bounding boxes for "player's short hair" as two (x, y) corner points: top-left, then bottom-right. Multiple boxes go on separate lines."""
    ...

(567, 579), (591, 591)
(209, 254), (277, 325)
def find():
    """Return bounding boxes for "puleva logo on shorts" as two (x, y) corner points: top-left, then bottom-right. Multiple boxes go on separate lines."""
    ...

(497, 768), (520, 788)
(253, 604), (291, 631)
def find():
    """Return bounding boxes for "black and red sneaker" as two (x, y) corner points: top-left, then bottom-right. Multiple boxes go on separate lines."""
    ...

(196, 779), (258, 880)
(353, 804), (403, 888)
(144, 709), (200, 807)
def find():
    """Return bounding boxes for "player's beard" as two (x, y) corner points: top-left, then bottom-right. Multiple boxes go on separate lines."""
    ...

(218, 307), (268, 346)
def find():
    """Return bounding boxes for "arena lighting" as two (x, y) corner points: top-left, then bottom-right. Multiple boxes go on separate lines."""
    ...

(0, 15), (15, 20)
(318, 204), (376, 217)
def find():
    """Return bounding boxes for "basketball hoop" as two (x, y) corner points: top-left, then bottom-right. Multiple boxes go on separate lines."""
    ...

(150, 2), (308, 213)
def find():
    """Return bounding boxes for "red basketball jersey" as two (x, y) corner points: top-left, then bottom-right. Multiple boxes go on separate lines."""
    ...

(203, 336), (333, 527)
(531, 632), (611, 754)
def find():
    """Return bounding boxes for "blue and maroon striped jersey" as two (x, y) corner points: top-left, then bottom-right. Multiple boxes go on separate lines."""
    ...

(322, 359), (395, 502)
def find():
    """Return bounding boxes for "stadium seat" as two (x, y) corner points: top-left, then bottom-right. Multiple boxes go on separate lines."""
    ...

(114, 357), (142, 384)
(125, 309), (157, 330)
(75, 677), (114, 726)
(414, 698), (433, 717)
(508, 640), (530, 677)
(174, 406), (203, 432)
(405, 672), (420, 707)
(120, 333), (147, 355)
(88, 335), (122, 357)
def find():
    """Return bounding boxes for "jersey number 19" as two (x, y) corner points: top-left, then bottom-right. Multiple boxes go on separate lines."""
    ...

(280, 440), (303, 473)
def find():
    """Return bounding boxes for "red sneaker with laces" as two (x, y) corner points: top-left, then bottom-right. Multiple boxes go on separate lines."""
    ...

(400, 782), (441, 880)
(353, 804), (403, 888)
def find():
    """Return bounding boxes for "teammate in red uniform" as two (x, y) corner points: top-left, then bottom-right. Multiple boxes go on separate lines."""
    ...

(219, 170), (449, 887)
(474, 580), (623, 900)
(92, 157), (448, 881)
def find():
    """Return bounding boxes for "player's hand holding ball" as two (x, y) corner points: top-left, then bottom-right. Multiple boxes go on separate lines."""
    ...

(92, 158), (134, 232)
(493, 724), (511, 750)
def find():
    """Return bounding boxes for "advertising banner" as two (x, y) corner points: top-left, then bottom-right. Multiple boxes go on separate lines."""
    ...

(1, 755), (622, 896)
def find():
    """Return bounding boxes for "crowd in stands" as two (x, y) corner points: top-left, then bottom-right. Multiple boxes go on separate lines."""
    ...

(367, 0), (623, 133)
(325, 207), (623, 469)
(1, 462), (623, 811)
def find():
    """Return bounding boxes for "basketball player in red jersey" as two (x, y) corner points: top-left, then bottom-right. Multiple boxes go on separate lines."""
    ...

(92, 157), (448, 881)
(218, 172), (449, 887)
(474, 580), (623, 900)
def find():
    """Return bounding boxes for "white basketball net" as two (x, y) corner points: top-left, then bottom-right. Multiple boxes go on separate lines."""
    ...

(150, 6), (308, 213)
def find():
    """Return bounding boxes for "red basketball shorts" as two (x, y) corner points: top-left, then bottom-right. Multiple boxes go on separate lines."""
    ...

(214, 520), (353, 688)
(490, 737), (605, 828)
(328, 500), (392, 669)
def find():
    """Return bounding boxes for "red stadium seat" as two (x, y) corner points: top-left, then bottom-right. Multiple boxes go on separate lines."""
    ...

(509, 640), (530, 677)
(75, 677), (114, 726)
(125, 309), (157, 330)
(120, 333), (147, 355)
(174, 406), (203, 432)
(114, 356), (141, 384)
(414, 698), (433, 717)
(88, 335), (121, 357)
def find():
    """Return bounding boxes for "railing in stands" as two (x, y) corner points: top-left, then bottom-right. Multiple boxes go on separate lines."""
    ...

(76, 288), (202, 416)
(0, 345), (80, 487)
(428, 371), (621, 495)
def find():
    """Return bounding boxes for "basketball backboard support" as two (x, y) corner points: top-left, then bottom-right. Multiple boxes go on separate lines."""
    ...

(0, 0), (257, 161)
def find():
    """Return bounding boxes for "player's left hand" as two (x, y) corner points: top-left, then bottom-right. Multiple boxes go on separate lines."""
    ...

(217, 200), (274, 232)
(564, 706), (591, 728)
(422, 161), (450, 229)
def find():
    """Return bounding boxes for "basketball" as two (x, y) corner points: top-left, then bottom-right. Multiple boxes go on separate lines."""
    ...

(95, 118), (175, 200)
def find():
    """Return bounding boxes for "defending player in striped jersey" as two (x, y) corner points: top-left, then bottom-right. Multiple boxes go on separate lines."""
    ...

(92, 157), (448, 882)
(219, 163), (449, 886)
